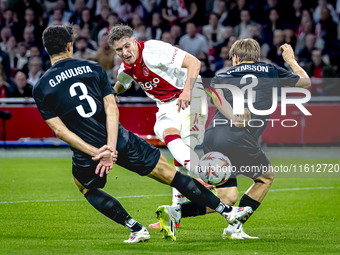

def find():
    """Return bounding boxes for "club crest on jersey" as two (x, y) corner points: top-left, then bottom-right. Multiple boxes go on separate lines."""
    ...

(142, 66), (149, 77)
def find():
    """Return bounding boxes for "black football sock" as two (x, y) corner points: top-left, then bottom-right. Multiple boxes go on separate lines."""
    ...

(170, 172), (231, 214)
(238, 194), (261, 224)
(181, 202), (207, 218)
(85, 188), (142, 232)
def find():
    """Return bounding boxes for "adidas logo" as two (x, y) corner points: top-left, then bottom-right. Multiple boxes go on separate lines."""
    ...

(190, 125), (199, 131)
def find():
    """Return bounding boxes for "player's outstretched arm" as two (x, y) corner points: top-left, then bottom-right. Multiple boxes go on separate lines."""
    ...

(280, 43), (311, 88)
(177, 53), (201, 112)
(215, 89), (251, 128)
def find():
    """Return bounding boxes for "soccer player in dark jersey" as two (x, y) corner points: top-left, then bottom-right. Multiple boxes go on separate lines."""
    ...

(162, 39), (311, 239)
(33, 25), (253, 243)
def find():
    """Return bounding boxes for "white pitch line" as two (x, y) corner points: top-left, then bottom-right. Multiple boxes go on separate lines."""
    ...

(0, 186), (339, 205)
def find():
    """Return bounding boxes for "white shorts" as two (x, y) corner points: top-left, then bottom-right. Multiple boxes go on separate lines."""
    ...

(154, 87), (208, 149)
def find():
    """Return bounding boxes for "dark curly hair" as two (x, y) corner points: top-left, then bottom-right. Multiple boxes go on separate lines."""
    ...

(107, 24), (134, 47)
(42, 25), (75, 56)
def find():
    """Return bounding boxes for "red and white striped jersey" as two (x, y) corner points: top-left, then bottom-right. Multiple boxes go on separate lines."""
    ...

(117, 40), (204, 105)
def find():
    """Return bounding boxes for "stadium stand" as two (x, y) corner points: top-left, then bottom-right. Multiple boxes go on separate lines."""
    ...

(0, 0), (340, 146)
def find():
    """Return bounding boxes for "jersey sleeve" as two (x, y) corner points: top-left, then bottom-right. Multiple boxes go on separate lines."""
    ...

(276, 66), (300, 88)
(33, 85), (57, 120)
(99, 65), (114, 98)
(210, 75), (220, 90)
(143, 40), (187, 70)
(210, 75), (231, 101)
(117, 63), (133, 90)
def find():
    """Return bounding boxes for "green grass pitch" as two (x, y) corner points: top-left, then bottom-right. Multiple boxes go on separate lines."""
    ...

(0, 157), (339, 254)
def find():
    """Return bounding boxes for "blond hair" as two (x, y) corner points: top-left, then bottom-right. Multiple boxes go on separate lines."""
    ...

(229, 38), (260, 62)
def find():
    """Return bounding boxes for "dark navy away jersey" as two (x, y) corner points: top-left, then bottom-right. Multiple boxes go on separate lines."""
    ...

(210, 62), (300, 139)
(33, 58), (127, 166)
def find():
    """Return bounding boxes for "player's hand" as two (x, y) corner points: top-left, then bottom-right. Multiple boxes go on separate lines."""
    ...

(232, 108), (251, 128)
(111, 150), (118, 163)
(92, 146), (117, 177)
(97, 145), (118, 163)
(280, 43), (295, 65)
(177, 89), (191, 112)
(92, 149), (113, 177)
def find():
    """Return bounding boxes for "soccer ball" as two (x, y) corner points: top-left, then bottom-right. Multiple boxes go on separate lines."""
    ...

(198, 152), (232, 186)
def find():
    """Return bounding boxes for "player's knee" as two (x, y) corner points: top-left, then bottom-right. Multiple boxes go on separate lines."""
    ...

(225, 193), (238, 205)
(78, 185), (90, 195)
(75, 182), (89, 195)
(73, 177), (89, 195)
(254, 169), (275, 186)
(216, 188), (238, 205)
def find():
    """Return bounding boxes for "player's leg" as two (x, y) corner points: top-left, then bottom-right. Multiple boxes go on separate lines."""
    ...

(115, 129), (252, 240)
(162, 126), (200, 176)
(242, 167), (275, 203)
(221, 151), (274, 239)
(172, 158), (191, 205)
(171, 179), (238, 218)
(206, 182), (239, 213)
(147, 153), (253, 240)
(154, 116), (199, 221)
(238, 166), (275, 222)
(154, 99), (208, 206)
(198, 125), (261, 239)
(72, 165), (149, 243)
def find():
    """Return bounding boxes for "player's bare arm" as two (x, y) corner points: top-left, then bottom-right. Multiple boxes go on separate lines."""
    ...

(177, 53), (200, 112)
(280, 43), (311, 88)
(92, 94), (120, 177)
(46, 117), (100, 156)
(103, 94), (119, 150)
(46, 117), (115, 176)
(215, 89), (251, 128)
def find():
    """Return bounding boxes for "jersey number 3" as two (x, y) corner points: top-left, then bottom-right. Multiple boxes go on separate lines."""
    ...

(70, 82), (97, 118)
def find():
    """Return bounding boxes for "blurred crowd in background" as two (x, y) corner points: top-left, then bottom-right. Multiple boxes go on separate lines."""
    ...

(0, 0), (339, 100)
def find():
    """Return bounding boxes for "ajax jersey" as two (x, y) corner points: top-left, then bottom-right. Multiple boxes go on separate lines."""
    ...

(117, 40), (205, 105)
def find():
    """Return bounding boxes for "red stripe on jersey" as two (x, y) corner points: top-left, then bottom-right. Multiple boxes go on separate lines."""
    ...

(122, 41), (183, 103)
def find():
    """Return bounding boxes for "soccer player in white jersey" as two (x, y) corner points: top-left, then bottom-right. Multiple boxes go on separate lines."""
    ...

(108, 24), (209, 227)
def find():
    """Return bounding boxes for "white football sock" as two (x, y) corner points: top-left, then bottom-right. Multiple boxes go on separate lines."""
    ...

(171, 165), (190, 205)
(169, 204), (181, 223)
(172, 187), (186, 206)
(165, 136), (200, 177)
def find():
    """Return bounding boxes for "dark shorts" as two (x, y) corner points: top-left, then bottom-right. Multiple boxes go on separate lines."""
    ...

(218, 177), (238, 188)
(72, 130), (161, 189)
(203, 125), (271, 184)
